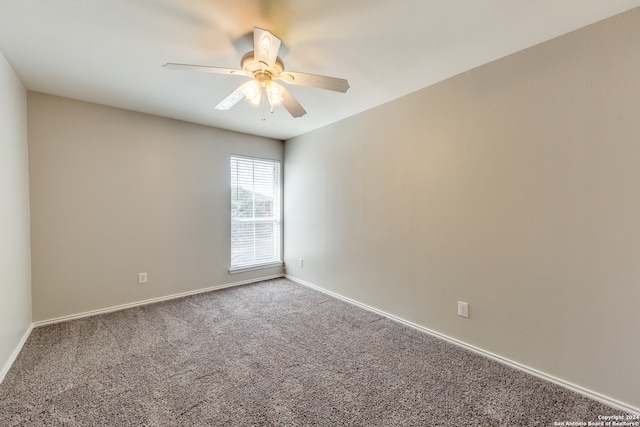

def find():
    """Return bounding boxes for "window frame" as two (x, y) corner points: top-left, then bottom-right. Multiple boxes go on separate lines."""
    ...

(228, 154), (282, 274)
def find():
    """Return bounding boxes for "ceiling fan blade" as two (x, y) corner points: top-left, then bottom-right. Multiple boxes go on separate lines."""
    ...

(280, 85), (307, 118)
(253, 27), (281, 69)
(215, 84), (246, 110)
(276, 71), (349, 93)
(163, 63), (247, 76)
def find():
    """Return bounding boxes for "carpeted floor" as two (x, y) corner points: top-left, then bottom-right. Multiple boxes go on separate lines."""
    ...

(0, 278), (628, 426)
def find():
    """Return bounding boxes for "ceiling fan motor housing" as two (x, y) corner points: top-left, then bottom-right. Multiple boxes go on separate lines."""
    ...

(241, 51), (284, 82)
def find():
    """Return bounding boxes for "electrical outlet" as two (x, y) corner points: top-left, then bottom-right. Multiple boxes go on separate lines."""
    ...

(298, 258), (304, 268)
(138, 272), (148, 284)
(458, 301), (469, 318)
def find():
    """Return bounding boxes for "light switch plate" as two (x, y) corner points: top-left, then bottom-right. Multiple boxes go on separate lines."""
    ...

(458, 301), (469, 318)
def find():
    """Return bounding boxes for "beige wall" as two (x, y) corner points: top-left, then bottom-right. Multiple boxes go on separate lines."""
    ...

(284, 9), (640, 409)
(28, 93), (283, 322)
(0, 52), (32, 379)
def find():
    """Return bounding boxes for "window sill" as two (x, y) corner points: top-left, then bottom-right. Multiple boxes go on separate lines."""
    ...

(228, 261), (283, 275)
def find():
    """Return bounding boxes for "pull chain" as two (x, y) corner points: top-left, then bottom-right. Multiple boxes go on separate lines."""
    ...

(261, 85), (266, 121)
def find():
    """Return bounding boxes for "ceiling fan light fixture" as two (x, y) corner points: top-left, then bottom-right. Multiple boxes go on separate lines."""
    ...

(266, 81), (284, 110)
(242, 80), (262, 107)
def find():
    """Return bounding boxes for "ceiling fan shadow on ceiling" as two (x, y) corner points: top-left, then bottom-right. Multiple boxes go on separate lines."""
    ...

(163, 27), (350, 119)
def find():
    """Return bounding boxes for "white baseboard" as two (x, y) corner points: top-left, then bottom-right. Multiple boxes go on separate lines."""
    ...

(33, 274), (284, 328)
(286, 274), (640, 416)
(0, 323), (33, 384)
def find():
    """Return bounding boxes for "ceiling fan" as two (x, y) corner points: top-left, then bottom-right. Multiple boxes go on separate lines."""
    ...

(163, 27), (350, 119)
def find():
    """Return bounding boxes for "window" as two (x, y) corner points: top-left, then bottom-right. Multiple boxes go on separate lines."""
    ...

(229, 155), (281, 272)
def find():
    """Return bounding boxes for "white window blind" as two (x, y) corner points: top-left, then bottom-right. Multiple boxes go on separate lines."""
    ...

(230, 156), (281, 271)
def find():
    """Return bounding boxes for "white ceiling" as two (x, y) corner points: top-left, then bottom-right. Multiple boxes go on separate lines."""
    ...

(1, 1), (639, 140)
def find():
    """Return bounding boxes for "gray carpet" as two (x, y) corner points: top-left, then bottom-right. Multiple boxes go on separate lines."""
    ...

(0, 278), (627, 426)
